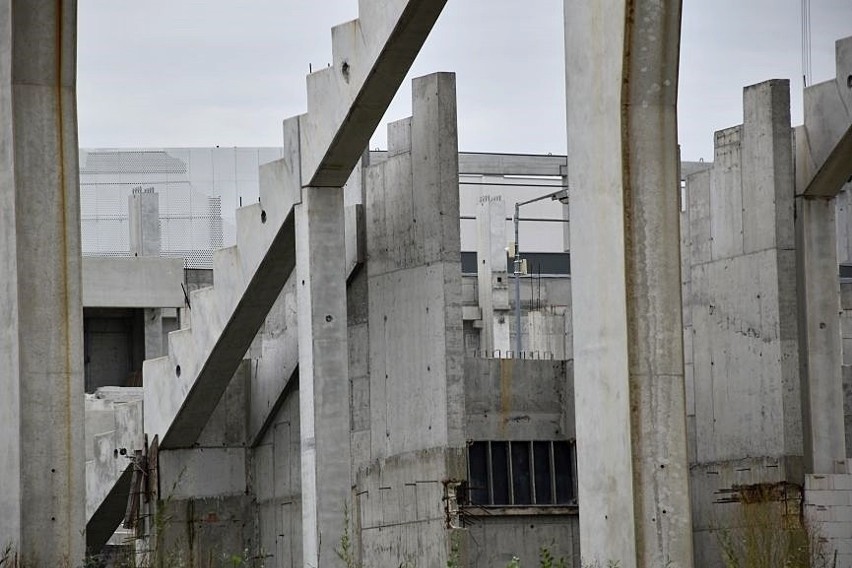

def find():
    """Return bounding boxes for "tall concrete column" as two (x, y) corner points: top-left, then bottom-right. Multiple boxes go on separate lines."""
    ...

(793, 37), (852, 475)
(476, 194), (510, 354)
(129, 189), (161, 258)
(565, 2), (692, 567)
(129, 190), (166, 359)
(797, 197), (846, 473)
(297, 187), (351, 567)
(0, 1), (85, 563)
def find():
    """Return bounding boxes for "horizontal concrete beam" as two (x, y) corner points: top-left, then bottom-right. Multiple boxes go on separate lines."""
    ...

(82, 256), (185, 308)
(372, 151), (711, 180)
(802, 123), (852, 198)
(458, 152), (567, 177)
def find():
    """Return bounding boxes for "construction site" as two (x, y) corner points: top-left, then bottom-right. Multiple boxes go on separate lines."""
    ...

(2, 1), (852, 567)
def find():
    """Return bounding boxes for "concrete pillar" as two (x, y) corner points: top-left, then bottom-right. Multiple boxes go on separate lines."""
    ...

(129, 189), (161, 257)
(476, 194), (510, 354)
(793, 37), (852, 475)
(297, 187), (351, 567)
(0, 1), (86, 563)
(359, 72), (465, 566)
(129, 190), (166, 359)
(565, 2), (692, 567)
(797, 197), (846, 473)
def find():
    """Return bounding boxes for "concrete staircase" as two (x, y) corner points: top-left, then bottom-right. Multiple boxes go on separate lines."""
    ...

(142, 0), (447, 450)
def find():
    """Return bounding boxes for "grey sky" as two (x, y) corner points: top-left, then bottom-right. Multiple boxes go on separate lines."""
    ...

(77, 1), (852, 161)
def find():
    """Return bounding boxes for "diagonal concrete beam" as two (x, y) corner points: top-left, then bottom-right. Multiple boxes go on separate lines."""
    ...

(150, 1), (449, 452)
(300, 0), (448, 187)
(797, 36), (852, 198)
(801, 122), (852, 198)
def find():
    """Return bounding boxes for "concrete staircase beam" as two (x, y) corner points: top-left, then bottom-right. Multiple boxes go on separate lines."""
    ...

(300, 0), (448, 187)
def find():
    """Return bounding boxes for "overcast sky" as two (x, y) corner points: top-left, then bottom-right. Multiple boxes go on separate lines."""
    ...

(77, 1), (852, 162)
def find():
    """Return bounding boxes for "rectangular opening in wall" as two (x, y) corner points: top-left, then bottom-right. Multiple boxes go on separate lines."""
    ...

(511, 441), (532, 505)
(468, 441), (489, 505)
(554, 440), (574, 505)
(467, 440), (576, 507)
(490, 441), (510, 505)
(533, 441), (553, 504)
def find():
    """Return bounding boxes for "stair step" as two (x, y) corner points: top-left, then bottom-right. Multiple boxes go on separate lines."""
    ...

(167, 328), (197, 387)
(213, 246), (246, 309)
(142, 0), (444, 452)
(235, 203), (273, 269)
(330, 20), (360, 74)
(188, 285), (226, 332)
(142, 356), (180, 441)
(306, 66), (352, 124)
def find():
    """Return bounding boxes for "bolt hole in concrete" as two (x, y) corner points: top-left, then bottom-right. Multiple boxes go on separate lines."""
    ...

(175, 365), (181, 377)
(261, 210), (267, 224)
(820, 322), (827, 329)
(325, 315), (333, 322)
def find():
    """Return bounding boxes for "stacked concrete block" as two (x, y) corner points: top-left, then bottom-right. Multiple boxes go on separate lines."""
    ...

(804, 474), (852, 567)
(683, 80), (802, 566)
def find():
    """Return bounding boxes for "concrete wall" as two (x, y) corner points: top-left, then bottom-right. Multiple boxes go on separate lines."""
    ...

(683, 80), (802, 566)
(82, 257), (184, 309)
(467, 516), (579, 568)
(354, 72), (466, 567)
(804, 473), (852, 567)
(155, 364), (255, 565)
(842, 283), (852, 457)
(464, 358), (573, 441)
(463, 357), (578, 567)
(461, 274), (573, 360)
(252, 383), (303, 567)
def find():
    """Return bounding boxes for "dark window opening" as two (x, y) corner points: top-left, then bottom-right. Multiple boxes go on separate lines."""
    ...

(467, 440), (576, 507)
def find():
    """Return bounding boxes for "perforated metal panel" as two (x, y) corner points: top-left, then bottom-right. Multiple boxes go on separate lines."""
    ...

(79, 150), (239, 269)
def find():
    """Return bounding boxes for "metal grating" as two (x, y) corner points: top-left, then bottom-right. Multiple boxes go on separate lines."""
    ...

(80, 150), (227, 269)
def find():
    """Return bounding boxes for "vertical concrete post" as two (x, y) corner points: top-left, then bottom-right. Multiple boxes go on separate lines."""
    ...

(129, 190), (161, 257)
(129, 190), (165, 359)
(297, 187), (351, 567)
(797, 197), (846, 473)
(565, 1), (692, 567)
(0, 1), (85, 563)
(476, 194), (510, 354)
